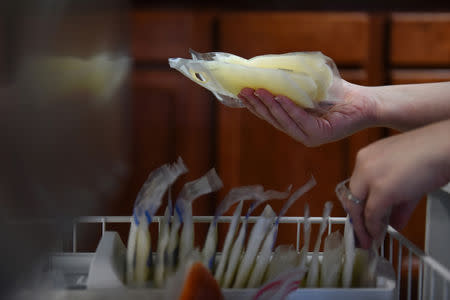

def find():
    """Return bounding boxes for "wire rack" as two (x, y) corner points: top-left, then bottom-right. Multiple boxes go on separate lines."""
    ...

(55, 215), (450, 300)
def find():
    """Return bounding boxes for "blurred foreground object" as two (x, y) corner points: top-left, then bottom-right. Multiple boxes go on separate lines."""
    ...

(0, 0), (131, 298)
(176, 262), (224, 300)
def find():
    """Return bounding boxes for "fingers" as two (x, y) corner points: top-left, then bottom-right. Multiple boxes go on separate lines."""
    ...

(238, 88), (283, 131)
(364, 191), (391, 244)
(239, 88), (315, 145)
(348, 148), (392, 248)
(254, 89), (309, 142)
(274, 94), (316, 131)
(347, 177), (372, 249)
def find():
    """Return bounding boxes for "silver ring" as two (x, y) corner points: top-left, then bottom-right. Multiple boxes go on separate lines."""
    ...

(335, 178), (364, 205)
(347, 191), (363, 205)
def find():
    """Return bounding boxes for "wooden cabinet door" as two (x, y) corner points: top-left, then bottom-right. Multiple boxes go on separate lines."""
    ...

(127, 70), (215, 215)
(132, 10), (214, 62)
(0, 17), (5, 85)
(391, 13), (450, 67)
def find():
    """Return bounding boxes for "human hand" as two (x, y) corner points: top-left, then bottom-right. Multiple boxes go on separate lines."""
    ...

(237, 80), (379, 147)
(341, 120), (450, 249)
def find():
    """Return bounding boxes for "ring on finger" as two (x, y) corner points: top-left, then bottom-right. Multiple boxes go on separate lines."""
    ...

(336, 178), (365, 206)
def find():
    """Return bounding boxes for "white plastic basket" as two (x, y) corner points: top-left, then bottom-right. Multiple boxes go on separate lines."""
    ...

(29, 215), (444, 300)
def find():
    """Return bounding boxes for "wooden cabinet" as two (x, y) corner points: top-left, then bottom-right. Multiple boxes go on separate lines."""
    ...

(391, 69), (450, 84)
(218, 12), (370, 65)
(390, 13), (450, 86)
(391, 13), (450, 67)
(131, 11), (214, 62)
(0, 17), (5, 85)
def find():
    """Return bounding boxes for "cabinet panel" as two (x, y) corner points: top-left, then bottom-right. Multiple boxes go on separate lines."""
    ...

(0, 17), (5, 84)
(127, 10), (216, 246)
(340, 69), (368, 84)
(391, 13), (450, 67)
(218, 12), (370, 66)
(112, 70), (215, 246)
(127, 70), (215, 215)
(132, 11), (214, 62)
(391, 69), (450, 84)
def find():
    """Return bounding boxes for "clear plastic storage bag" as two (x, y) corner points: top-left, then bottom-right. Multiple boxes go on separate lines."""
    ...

(169, 49), (343, 110)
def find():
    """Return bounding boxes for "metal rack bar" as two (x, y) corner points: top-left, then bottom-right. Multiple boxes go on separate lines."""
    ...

(389, 235), (394, 264)
(101, 217), (106, 236)
(72, 215), (348, 224)
(72, 222), (77, 253)
(388, 227), (450, 283)
(397, 243), (402, 300)
(418, 260), (423, 300)
(443, 279), (448, 300)
(407, 249), (412, 300)
(430, 270), (435, 299)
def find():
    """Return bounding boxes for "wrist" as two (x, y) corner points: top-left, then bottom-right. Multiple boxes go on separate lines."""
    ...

(364, 85), (397, 129)
(343, 81), (381, 129)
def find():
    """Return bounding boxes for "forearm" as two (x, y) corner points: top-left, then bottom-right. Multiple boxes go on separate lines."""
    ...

(423, 119), (450, 185)
(367, 82), (450, 131)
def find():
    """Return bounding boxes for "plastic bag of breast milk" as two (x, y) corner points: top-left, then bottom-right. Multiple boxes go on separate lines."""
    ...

(253, 266), (308, 300)
(247, 177), (316, 288)
(233, 204), (277, 288)
(320, 231), (344, 287)
(341, 216), (355, 288)
(154, 206), (171, 287)
(305, 201), (333, 287)
(221, 187), (289, 288)
(218, 187), (291, 286)
(168, 168), (223, 273)
(169, 49), (343, 110)
(298, 203), (311, 270)
(203, 185), (272, 273)
(126, 157), (187, 286)
(264, 245), (301, 283)
(224, 187), (290, 288)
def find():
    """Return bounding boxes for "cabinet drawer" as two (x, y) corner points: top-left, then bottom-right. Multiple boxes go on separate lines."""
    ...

(391, 13), (450, 66)
(0, 22), (5, 84)
(218, 12), (370, 66)
(340, 69), (368, 85)
(132, 11), (214, 62)
(391, 69), (450, 84)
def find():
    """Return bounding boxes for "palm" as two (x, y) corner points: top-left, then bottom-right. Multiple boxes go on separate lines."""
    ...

(238, 81), (376, 147)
